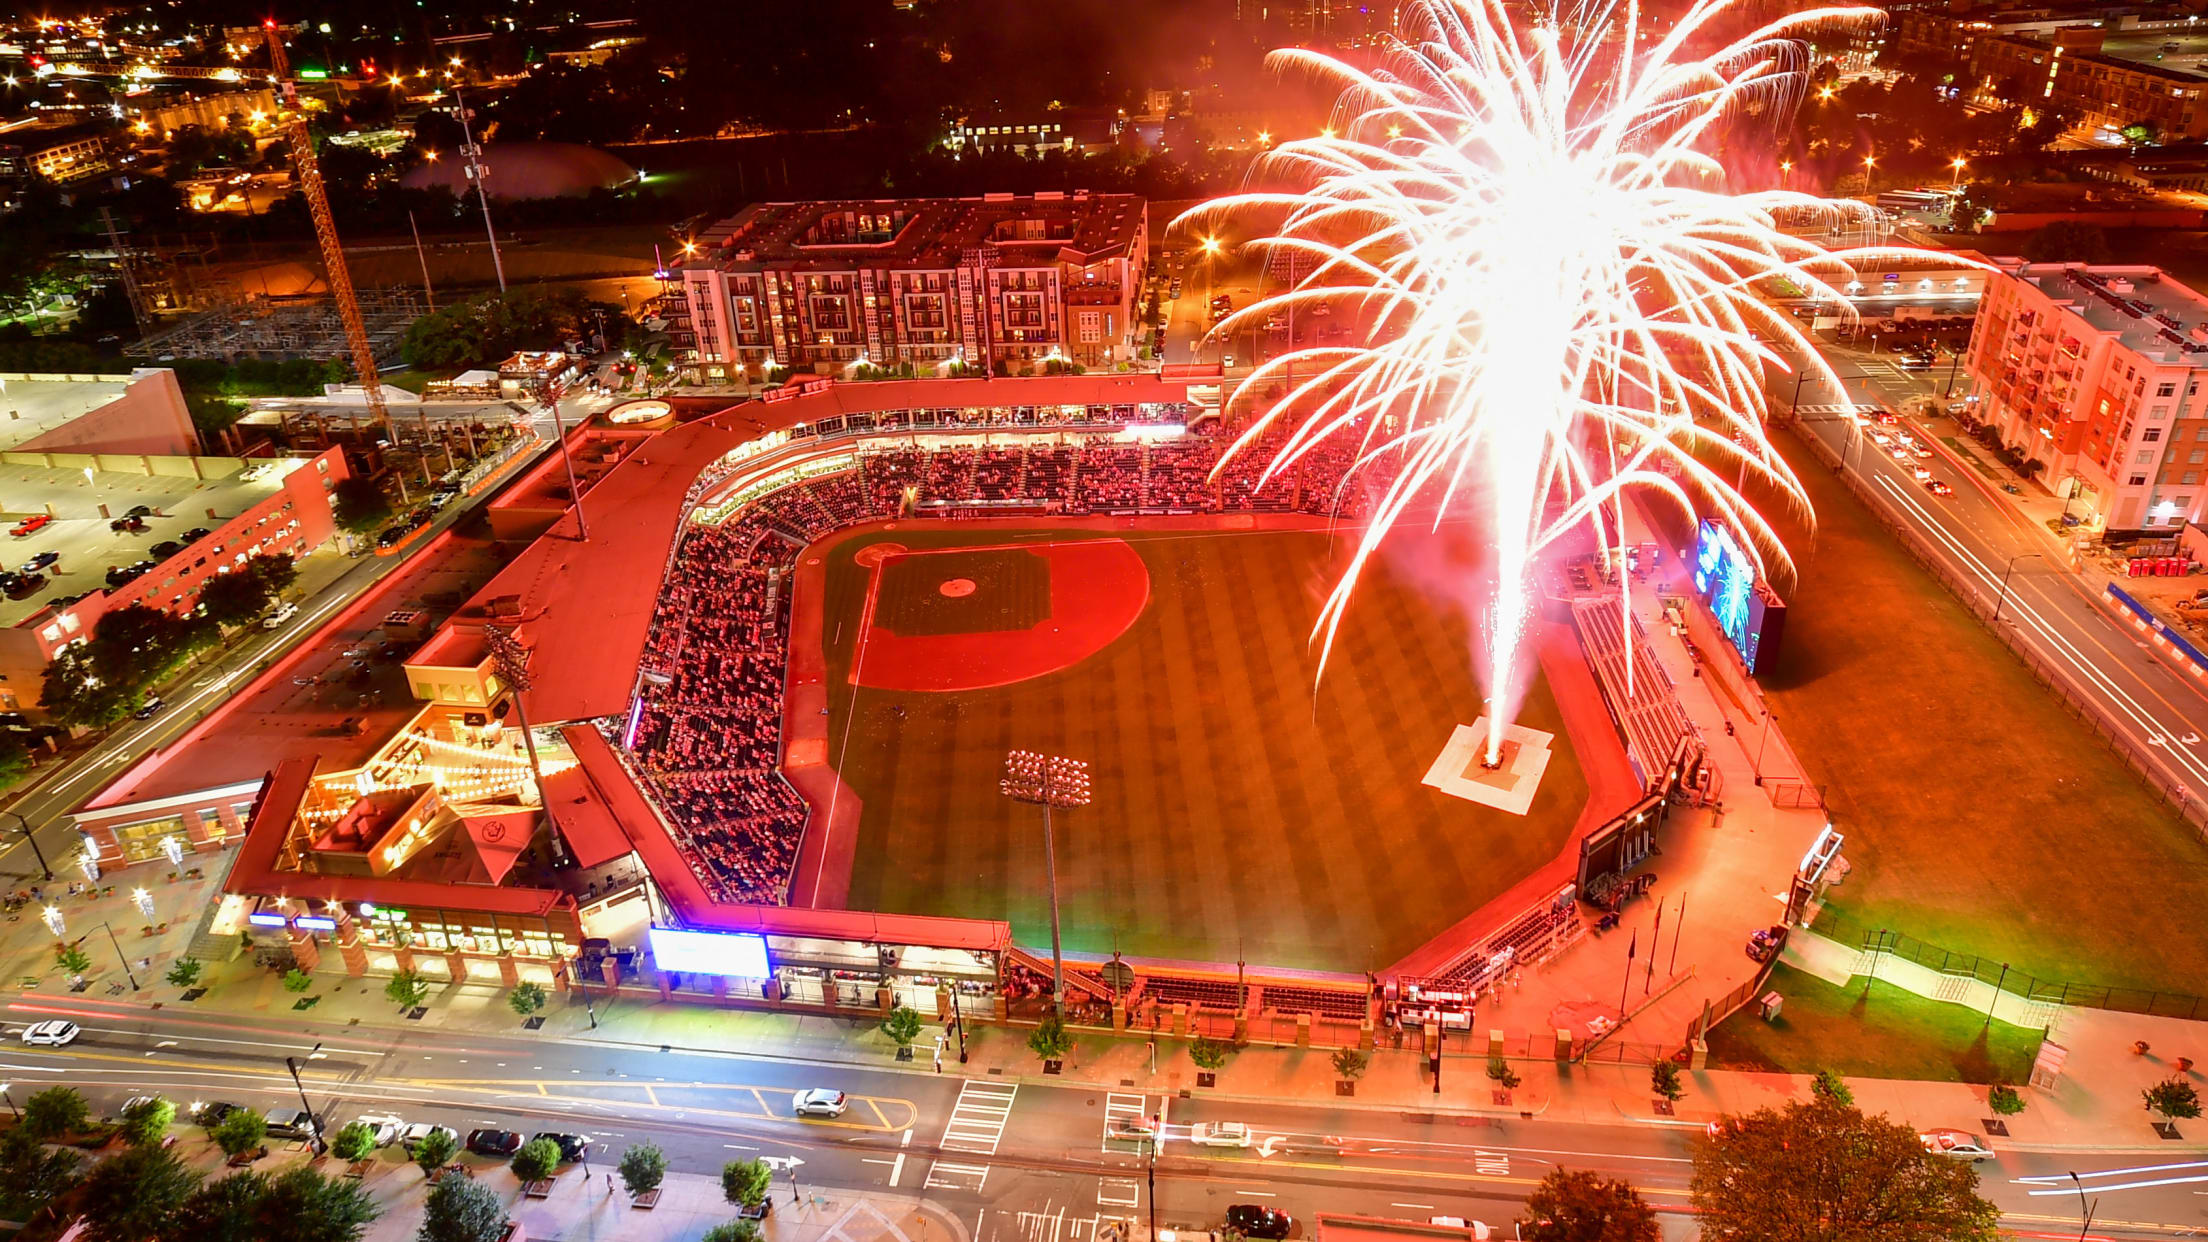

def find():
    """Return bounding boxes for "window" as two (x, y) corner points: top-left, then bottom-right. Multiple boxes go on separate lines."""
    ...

(2154, 405), (2173, 418)
(2187, 472), (2201, 485)
(2159, 382), (2178, 397)
(2193, 450), (2205, 464)
(2145, 427), (2163, 441)
(2132, 474), (2150, 485)
(2138, 451), (2155, 464)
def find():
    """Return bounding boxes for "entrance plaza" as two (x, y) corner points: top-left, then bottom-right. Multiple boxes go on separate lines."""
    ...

(54, 374), (1840, 1064)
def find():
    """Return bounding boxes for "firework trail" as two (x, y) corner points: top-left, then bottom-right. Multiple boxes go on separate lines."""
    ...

(1181, 0), (1966, 763)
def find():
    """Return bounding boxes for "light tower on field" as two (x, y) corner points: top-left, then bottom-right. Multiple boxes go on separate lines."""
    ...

(999, 749), (1090, 1012)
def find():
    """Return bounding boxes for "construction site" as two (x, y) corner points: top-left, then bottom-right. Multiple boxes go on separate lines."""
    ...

(122, 287), (426, 366)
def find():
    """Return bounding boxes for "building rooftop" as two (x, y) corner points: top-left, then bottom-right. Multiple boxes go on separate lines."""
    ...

(2006, 261), (2208, 361)
(687, 191), (1146, 275)
(0, 375), (132, 447)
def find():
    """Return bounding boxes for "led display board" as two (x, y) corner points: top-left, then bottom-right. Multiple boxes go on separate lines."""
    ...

(1691, 517), (1787, 673)
(647, 926), (771, 978)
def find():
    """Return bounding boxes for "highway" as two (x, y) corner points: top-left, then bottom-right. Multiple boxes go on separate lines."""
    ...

(3, 997), (2202, 1239)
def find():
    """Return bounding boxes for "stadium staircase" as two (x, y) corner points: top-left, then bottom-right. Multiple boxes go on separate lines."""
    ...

(1569, 596), (1699, 784)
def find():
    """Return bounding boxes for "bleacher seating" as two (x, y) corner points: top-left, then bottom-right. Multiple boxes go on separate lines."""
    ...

(1569, 597), (1697, 781)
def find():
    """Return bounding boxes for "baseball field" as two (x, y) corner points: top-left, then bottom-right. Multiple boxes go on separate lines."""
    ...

(814, 522), (1592, 972)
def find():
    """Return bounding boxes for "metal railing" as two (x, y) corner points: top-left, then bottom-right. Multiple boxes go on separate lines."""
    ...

(1815, 912), (2207, 1020)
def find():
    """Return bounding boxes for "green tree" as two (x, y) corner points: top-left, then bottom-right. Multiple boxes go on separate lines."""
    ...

(283, 967), (314, 993)
(507, 980), (548, 1018)
(1331, 1048), (1369, 1081)
(1519, 1168), (1660, 1242)
(619, 1142), (668, 1195)
(1487, 1055), (1523, 1090)
(55, 945), (92, 977)
(198, 563), (279, 628)
(1651, 1061), (1686, 1103)
(510, 1137), (561, 1183)
(1948, 182), (1997, 233)
(881, 1004), (924, 1049)
(211, 1108), (268, 1159)
(412, 1126), (460, 1178)
(2022, 220), (2111, 265)
(118, 1095), (178, 1147)
(385, 968), (431, 1010)
(1987, 1083), (2026, 1116)
(40, 644), (135, 728)
(75, 1144), (201, 1242)
(166, 957), (204, 987)
(1693, 1100), (2000, 1242)
(175, 1170), (271, 1242)
(257, 1164), (380, 1242)
(22, 1085), (90, 1139)
(416, 1171), (509, 1242)
(1810, 1070), (1854, 1108)
(331, 1120), (380, 1162)
(0, 1127), (84, 1223)
(2146, 1077), (2202, 1120)
(1189, 1035), (1232, 1070)
(1028, 1012), (1074, 1062)
(702, 1223), (763, 1242)
(333, 474), (393, 534)
(722, 1156), (773, 1208)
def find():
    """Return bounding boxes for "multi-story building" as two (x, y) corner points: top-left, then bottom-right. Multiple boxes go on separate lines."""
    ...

(677, 192), (1148, 380)
(1974, 34), (2208, 139)
(21, 125), (112, 183)
(1961, 260), (2208, 534)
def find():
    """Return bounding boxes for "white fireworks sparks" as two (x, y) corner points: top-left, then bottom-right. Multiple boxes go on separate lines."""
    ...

(1182, 0), (1966, 762)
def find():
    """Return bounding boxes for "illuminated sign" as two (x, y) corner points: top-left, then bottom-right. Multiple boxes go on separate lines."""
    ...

(297, 67), (327, 78)
(293, 915), (337, 932)
(1692, 517), (1787, 673)
(648, 927), (771, 978)
(247, 912), (289, 928)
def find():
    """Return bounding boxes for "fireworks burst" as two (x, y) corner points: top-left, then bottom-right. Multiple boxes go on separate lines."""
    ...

(1182, 0), (1966, 763)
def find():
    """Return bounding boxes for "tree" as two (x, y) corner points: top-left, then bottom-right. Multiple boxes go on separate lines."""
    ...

(619, 1142), (668, 1196)
(1189, 1035), (1232, 1070)
(211, 1108), (268, 1159)
(722, 1156), (773, 1208)
(1651, 1061), (1686, 1103)
(331, 1120), (380, 1162)
(510, 1137), (562, 1183)
(1987, 1083), (2026, 1116)
(1028, 1012), (1074, 1063)
(41, 644), (135, 728)
(0, 1128), (84, 1223)
(412, 1126), (460, 1178)
(166, 957), (204, 988)
(1487, 1055), (1523, 1090)
(257, 1165), (380, 1242)
(56, 945), (93, 978)
(2022, 220), (2111, 265)
(1692, 1100), (2001, 1242)
(507, 980), (548, 1018)
(333, 475), (393, 534)
(1519, 1168), (1660, 1242)
(74, 1144), (201, 1242)
(881, 1004), (924, 1049)
(198, 556), (291, 628)
(119, 1095), (178, 1147)
(283, 967), (314, 993)
(416, 1171), (509, 1242)
(703, 1223), (763, 1242)
(385, 968), (430, 1010)
(2145, 1077), (2202, 1120)
(1331, 1048), (1369, 1081)
(176, 1171), (271, 1242)
(1948, 182), (1997, 233)
(22, 1085), (90, 1139)
(1810, 1070), (1854, 1108)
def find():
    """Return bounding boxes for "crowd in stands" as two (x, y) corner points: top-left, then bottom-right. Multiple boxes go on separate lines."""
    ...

(629, 424), (1370, 907)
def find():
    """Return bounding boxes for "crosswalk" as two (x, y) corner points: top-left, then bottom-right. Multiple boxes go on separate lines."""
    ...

(1794, 402), (1875, 418)
(925, 1079), (1019, 1192)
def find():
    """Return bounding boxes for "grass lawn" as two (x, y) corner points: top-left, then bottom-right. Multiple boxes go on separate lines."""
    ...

(1755, 431), (2208, 993)
(1707, 965), (2042, 1084)
(820, 526), (1590, 971)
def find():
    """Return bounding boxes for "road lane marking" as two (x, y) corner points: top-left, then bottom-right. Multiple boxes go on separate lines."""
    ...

(1098, 1178), (1140, 1208)
(1391, 1204), (1435, 1210)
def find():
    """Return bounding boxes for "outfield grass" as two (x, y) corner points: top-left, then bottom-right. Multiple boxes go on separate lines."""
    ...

(820, 526), (1591, 971)
(1755, 432), (2208, 993)
(1707, 965), (2042, 1084)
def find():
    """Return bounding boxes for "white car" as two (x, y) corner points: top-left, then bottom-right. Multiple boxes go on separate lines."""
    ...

(1870, 431), (1893, 446)
(1429, 1218), (1492, 1239)
(1187, 1121), (1254, 1148)
(400, 1123), (458, 1154)
(262, 602), (298, 630)
(1920, 1129), (1995, 1161)
(354, 1113), (407, 1146)
(19, 1020), (79, 1047)
(792, 1089), (848, 1118)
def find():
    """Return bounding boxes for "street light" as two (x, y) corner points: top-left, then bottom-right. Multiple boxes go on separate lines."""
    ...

(99, 921), (139, 990)
(4, 810), (52, 881)
(999, 750), (1090, 1012)
(2067, 1171), (2096, 1242)
(1993, 552), (2042, 625)
(284, 1043), (327, 1154)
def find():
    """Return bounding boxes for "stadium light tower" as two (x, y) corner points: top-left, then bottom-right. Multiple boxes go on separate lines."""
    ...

(483, 624), (561, 859)
(1000, 750), (1090, 1012)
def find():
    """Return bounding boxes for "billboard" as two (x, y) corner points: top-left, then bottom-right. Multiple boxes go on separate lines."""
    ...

(647, 927), (771, 978)
(1692, 517), (1787, 673)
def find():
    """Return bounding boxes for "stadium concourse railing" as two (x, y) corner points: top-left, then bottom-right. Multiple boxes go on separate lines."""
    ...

(1817, 912), (2208, 1020)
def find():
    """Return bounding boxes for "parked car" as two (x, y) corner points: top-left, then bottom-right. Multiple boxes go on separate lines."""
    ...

(191, 1101), (245, 1125)
(150, 540), (182, 559)
(1225, 1206), (1294, 1239)
(262, 602), (299, 629)
(265, 1108), (321, 1141)
(400, 1123), (458, 1154)
(1920, 1129), (1995, 1161)
(125, 505), (153, 518)
(353, 1113), (407, 1146)
(529, 1132), (590, 1162)
(1106, 1117), (1156, 1141)
(466, 1128), (524, 1156)
(1187, 1122), (1254, 1148)
(10, 515), (51, 538)
(6, 573), (47, 599)
(20, 551), (57, 573)
(1426, 1218), (1491, 1238)
(132, 696), (165, 721)
(181, 527), (212, 543)
(19, 1019), (79, 1046)
(375, 527), (408, 549)
(792, 1089), (848, 1118)
(109, 516), (146, 533)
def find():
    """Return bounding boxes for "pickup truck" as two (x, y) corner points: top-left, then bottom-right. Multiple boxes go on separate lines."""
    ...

(1186, 1122), (1253, 1148)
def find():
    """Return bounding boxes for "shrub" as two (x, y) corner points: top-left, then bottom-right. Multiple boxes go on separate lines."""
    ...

(118, 1095), (177, 1147)
(722, 1156), (773, 1208)
(1987, 1083), (2026, 1116)
(702, 1223), (763, 1242)
(55, 945), (92, 977)
(418, 1172), (508, 1242)
(1487, 1056), (1523, 1090)
(413, 1127), (460, 1178)
(1810, 1070), (1854, 1108)
(282, 968), (314, 993)
(881, 1005), (924, 1048)
(2145, 1077), (2202, 1120)
(385, 969), (430, 1011)
(619, 1142), (667, 1196)
(1331, 1048), (1369, 1081)
(509, 1137), (561, 1183)
(22, 1086), (90, 1139)
(165, 958), (204, 988)
(331, 1120), (379, 1162)
(1028, 1013), (1073, 1062)
(212, 1108), (267, 1158)
(1651, 1061), (1686, 1103)
(1189, 1036), (1233, 1071)
(507, 981), (547, 1017)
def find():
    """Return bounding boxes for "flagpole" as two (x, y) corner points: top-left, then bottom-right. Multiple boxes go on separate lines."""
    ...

(1618, 927), (1638, 1027)
(1669, 895), (1687, 977)
(1645, 899), (1664, 995)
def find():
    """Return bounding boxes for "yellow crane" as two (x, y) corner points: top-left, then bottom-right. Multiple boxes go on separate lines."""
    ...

(262, 18), (386, 433)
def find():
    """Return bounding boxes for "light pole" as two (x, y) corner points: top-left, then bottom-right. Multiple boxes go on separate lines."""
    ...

(533, 377), (588, 541)
(284, 1042), (326, 1154)
(1753, 711), (1776, 787)
(4, 810), (51, 881)
(570, 953), (599, 1029)
(98, 921), (139, 990)
(1788, 370), (1810, 422)
(1984, 961), (2010, 1030)
(1992, 552), (2042, 625)
(452, 85), (506, 293)
(483, 625), (561, 857)
(999, 749), (1091, 1012)
(2067, 1171), (2096, 1242)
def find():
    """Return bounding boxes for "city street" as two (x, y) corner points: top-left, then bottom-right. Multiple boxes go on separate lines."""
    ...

(0, 995), (2197, 1238)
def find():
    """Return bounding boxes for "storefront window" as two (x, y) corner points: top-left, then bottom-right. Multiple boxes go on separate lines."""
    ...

(115, 818), (189, 863)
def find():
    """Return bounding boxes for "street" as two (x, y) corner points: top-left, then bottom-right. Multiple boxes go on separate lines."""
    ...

(1, 995), (2198, 1239)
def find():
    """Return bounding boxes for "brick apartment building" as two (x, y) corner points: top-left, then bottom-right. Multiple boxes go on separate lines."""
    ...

(1974, 33), (2208, 140)
(676, 192), (1148, 380)
(1961, 260), (2208, 535)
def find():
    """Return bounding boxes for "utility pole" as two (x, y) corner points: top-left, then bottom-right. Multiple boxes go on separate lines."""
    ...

(453, 85), (507, 293)
(408, 209), (435, 311)
(1000, 750), (1090, 1013)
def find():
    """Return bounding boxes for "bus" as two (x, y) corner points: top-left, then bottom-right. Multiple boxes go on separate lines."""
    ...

(1876, 189), (1952, 213)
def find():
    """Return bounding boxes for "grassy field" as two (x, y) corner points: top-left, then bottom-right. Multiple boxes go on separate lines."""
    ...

(1707, 965), (2042, 1083)
(1754, 431), (2208, 993)
(820, 526), (1590, 971)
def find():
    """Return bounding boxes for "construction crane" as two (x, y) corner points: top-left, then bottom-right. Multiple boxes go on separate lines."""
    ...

(262, 18), (386, 433)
